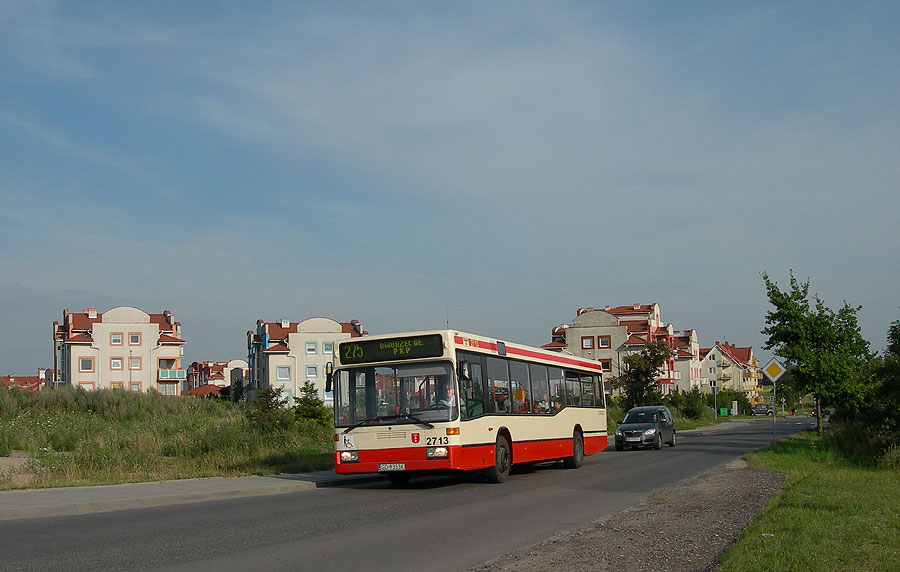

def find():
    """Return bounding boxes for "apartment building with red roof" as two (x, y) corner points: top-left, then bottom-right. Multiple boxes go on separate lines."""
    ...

(544, 304), (687, 395)
(0, 369), (52, 392)
(698, 342), (762, 398)
(52, 307), (186, 394)
(185, 359), (249, 394)
(247, 317), (364, 403)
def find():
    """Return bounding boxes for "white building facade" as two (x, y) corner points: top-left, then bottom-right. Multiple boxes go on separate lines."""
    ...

(53, 307), (186, 394)
(247, 317), (363, 403)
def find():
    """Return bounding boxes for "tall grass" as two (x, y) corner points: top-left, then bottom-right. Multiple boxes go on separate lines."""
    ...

(0, 386), (334, 489)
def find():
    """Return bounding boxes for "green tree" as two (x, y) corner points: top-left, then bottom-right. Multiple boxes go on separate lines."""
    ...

(293, 380), (331, 425)
(244, 385), (293, 432)
(612, 340), (673, 410)
(870, 318), (900, 437)
(761, 271), (871, 434)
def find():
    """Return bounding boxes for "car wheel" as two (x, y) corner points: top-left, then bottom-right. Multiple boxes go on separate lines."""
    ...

(563, 430), (584, 468)
(486, 435), (511, 483)
(653, 433), (662, 450)
(668, 432), (676, 447)
(615, 443), (624, 451)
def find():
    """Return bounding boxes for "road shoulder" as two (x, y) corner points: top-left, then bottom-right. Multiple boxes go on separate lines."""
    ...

(467, 459), (785, 572)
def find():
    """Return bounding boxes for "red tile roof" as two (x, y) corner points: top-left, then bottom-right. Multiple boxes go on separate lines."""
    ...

(263, 343), (290, 353)
(182, 385), (224, 397)
(1, 376), (44, 392)
(158, 334), (185, 345)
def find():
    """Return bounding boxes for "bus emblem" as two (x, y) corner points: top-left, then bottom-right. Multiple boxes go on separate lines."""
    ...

(411, 433), (420, 444)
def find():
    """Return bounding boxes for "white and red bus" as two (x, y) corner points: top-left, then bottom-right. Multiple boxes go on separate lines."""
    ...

(327, 330), (607, 484)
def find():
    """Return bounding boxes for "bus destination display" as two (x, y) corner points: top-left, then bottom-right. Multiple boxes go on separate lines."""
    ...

(340, 334), (444, 365)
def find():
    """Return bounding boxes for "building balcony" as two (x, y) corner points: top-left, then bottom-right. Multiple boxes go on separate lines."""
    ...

(158, 369), (187, 381)
(719, 371), (732, 380)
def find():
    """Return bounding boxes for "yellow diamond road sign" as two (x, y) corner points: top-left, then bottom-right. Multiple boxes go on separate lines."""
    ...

(763, 358), (785, 382)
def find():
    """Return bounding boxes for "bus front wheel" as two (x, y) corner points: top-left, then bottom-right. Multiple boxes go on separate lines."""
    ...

(486, 436), (511, 483)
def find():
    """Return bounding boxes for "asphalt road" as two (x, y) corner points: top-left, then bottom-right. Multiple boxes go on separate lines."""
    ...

(0, 418), (814, 572)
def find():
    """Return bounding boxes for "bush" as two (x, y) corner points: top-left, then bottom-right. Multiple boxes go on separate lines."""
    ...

(676, 389), (707, 420)
(293, 380), (331, 425)
(244, 386), (294, 432)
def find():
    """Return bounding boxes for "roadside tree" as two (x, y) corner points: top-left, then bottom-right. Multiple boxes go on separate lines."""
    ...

(612, 340), (673, 410)
(761, 271), (871, 434)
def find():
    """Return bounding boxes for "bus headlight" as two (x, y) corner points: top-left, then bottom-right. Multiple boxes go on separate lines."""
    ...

(427, 446), (449, 459)
(340, 450), (359, 463)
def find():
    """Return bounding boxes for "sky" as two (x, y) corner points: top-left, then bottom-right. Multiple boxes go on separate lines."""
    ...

(2, 1), (899, 374)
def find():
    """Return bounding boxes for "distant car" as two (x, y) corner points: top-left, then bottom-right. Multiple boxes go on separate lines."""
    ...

(614, 406), (676, 451)
(750, 403), (775, 416)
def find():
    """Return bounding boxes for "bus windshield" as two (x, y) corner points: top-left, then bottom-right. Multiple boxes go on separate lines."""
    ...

(334, 362), (457, 428)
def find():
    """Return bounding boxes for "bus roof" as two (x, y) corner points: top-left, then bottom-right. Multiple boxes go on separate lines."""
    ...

(336, 330), (605, 373)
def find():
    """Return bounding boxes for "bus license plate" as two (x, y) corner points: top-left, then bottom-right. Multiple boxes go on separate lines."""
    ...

(378, 463), (406, 472)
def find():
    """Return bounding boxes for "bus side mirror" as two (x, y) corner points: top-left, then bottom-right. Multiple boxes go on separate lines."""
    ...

(325, 362), (334, 393)
(458, 361), (471, 382)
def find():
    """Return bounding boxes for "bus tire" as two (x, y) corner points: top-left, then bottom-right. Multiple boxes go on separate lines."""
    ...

(563, 430), (584, 469)
(486, 435), (511, 483)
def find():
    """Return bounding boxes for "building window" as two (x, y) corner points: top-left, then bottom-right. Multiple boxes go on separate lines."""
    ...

(599, 359), (612, 372)
(598, 336), (611, 349)
(306, 365), (318, 378)
(305, 342), (317, 355)
(129, 357), (142, 370)
(129, 333), (142, 346)
(276, 365), (292, 381)
(111, 333), (123, 345)
(158, 383), (177, 396)
(708, 353), (715, 360)
(708, 367), (716, 374)
(129, 383), (141, 392)
(110, 357), (124, 370)
(581, 336), (594, 350)
(79, 357), (94, 373)
(323, 342), (334, 356)
(111, 382), (124, 390)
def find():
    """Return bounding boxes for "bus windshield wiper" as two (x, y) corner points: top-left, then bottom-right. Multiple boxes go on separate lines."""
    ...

(343, 417), (385, 433)
(397, 413), (435, 429)
(343, 413), (435, 433)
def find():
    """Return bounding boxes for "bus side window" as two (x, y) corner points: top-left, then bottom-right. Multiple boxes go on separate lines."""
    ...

(580, 374), (594, 406)
(529, 364), (550, 414)
(508, 360), (530, 414)
(565, 371), (581, 406)
(486, 356), (510, 414)
(548, 367), (565, 412)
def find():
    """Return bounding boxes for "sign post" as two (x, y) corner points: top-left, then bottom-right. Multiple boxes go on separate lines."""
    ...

(763, 358), (786, 446)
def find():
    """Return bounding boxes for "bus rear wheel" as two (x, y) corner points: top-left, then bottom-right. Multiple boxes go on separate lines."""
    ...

(563, 430), (584, 469)
(486, 435), (511, 483)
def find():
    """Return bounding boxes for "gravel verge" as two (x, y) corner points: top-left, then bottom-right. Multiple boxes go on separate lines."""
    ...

(466, 459), (785, 572)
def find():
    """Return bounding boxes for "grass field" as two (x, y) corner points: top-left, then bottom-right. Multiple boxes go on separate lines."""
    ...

(0, 386), (334, 489)
(719, 431), (900, 571)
